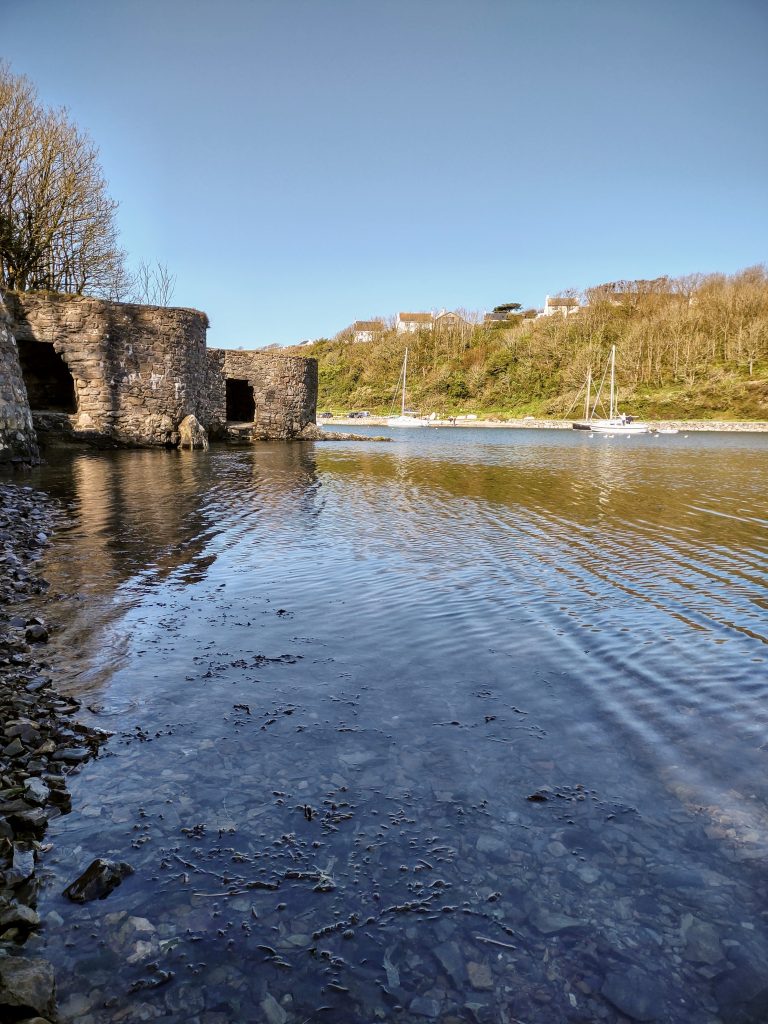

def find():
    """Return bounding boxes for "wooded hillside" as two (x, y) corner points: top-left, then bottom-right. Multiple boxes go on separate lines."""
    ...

(285, 268), (768, 420)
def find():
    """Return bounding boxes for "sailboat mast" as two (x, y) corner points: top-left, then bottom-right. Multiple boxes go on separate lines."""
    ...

(584, 368), (591, 420)
(402, 348), (408, 416)
(609, 345), (616, 419)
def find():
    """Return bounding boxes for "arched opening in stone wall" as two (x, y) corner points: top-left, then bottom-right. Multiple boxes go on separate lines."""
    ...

(17, 340), (77, 412)
(226, 378), (255, 422)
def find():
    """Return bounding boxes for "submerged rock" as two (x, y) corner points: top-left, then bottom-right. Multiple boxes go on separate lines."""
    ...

(602, 966), (664, 1021)
(260, 991), (288, 1024)
(466, 961), (494, 991)
(528, 905), (585, 935)
(681, 912), (724, 965)
(410, 994), (442, 1017)
(63, 858), (134, 902)
(299, 422), (391, 442)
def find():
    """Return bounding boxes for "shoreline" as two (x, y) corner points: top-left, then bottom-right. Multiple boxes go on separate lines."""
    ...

(322, 416), (768, 432)
(0, 482), (107, 1022)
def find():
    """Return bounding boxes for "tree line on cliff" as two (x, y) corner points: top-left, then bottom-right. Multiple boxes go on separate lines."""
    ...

(289, 268), (768, 421)
(0, 63), (173, 304)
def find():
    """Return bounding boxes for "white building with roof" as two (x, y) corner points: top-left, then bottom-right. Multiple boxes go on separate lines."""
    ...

(352, 320), (384, 343)
(542, 295), (580, 317)
(396, 312), (433, 333)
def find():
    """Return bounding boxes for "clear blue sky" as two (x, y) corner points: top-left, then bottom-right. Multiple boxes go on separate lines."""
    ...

(3, 0), (767, 347)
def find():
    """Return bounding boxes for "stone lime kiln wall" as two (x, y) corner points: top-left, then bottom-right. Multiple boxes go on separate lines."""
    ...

(0, 293), (39, 464)
(0, 291), (319, 453)
(4, 291), (210, 447)
(207, 348), (318, 440)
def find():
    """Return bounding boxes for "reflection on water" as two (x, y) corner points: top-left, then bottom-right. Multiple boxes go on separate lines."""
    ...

(14, 429), (768, 1023)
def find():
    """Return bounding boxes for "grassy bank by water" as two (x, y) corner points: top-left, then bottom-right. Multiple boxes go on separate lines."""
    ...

(286, 267), (768, 422)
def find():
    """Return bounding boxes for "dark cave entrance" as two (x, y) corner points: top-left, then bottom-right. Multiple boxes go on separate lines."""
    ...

(17, 340), (77, 412)
(225, 378), (256, 422)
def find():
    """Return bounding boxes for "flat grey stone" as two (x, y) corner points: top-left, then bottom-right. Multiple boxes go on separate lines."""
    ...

(9, 844), (35, 885)
(476, 833), (506, 855)
(467, 960), (494, 990)
(260, 993), (287, 1024)
(602, 967), (662, 1021)
(23, 778), (49, 805)
(681, 913), (723, 965)
(338, 750), (376, 767)
(51, 747), (89, 763)
(433, 941), (465, 985)
(410, 995), (441, 1018)
(528, 905), (585, 934)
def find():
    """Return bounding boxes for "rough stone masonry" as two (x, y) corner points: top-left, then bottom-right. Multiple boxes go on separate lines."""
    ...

(0, 293), (39, 465)
(0, 290), (318, 463)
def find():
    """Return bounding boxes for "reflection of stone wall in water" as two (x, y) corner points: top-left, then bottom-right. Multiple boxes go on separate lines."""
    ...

(52, 452), (219, 596)
(0, 293), (39, 464)
(39, 445), (320, 607)
(206, 348), (318, 440)
(4, 291), (209, 448)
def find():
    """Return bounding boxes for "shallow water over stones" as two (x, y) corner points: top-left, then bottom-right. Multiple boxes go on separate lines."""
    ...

(11, 429), (768, 1023)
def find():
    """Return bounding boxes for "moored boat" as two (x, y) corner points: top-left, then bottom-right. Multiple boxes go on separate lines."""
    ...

(387, 349), (427, 427)
(572, 347), (649, 434)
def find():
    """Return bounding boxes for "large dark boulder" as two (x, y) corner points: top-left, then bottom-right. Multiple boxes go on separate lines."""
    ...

(63, 857), (133, 902)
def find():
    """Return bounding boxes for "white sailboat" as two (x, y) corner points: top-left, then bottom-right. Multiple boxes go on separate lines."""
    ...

(387, 349), (426, 427)
(572, 346), (649, 434)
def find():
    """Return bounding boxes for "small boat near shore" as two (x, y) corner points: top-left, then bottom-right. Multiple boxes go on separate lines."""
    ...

(572, 346), (649, 434)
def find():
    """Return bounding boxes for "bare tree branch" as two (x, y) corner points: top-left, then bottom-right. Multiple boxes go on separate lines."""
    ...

(127, 259), (176, 306)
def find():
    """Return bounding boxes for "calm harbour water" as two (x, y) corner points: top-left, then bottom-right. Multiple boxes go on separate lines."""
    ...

(15, 427), (768, 1023)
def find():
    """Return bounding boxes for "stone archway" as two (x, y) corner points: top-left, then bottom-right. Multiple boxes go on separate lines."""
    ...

(225, 378), (255, 422)
(16, 339), (77, 412)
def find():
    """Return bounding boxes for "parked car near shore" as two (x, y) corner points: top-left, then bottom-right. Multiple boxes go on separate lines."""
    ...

(319, 412), (333, 418)
(348, 411), (370, 418)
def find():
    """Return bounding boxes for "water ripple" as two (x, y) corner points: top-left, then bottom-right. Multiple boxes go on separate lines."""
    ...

(16, 429), (768, 1024)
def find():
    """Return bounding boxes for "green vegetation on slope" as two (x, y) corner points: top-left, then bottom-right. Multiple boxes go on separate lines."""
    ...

(285, 268), (768, 421)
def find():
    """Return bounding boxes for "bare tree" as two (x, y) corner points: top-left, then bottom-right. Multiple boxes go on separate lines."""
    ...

(0, 62), (125, 295)
(129, 259), (176, 306)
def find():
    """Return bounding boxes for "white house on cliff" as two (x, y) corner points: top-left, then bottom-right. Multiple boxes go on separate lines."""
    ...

(542, 295), (580, 317)
(352, 320), (384, 343)
(396, 312), (434, 333)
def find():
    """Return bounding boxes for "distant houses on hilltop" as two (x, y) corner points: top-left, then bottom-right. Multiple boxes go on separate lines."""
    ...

(334, 293), (584, 345)
(290, 279), (701, 346)
(350, 310), (473, 343)
(483, 295), (579, 325)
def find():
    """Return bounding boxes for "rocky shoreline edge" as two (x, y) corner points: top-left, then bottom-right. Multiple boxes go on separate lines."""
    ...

(0, 481), (108, 1022)
(324, 417), (768, 432)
